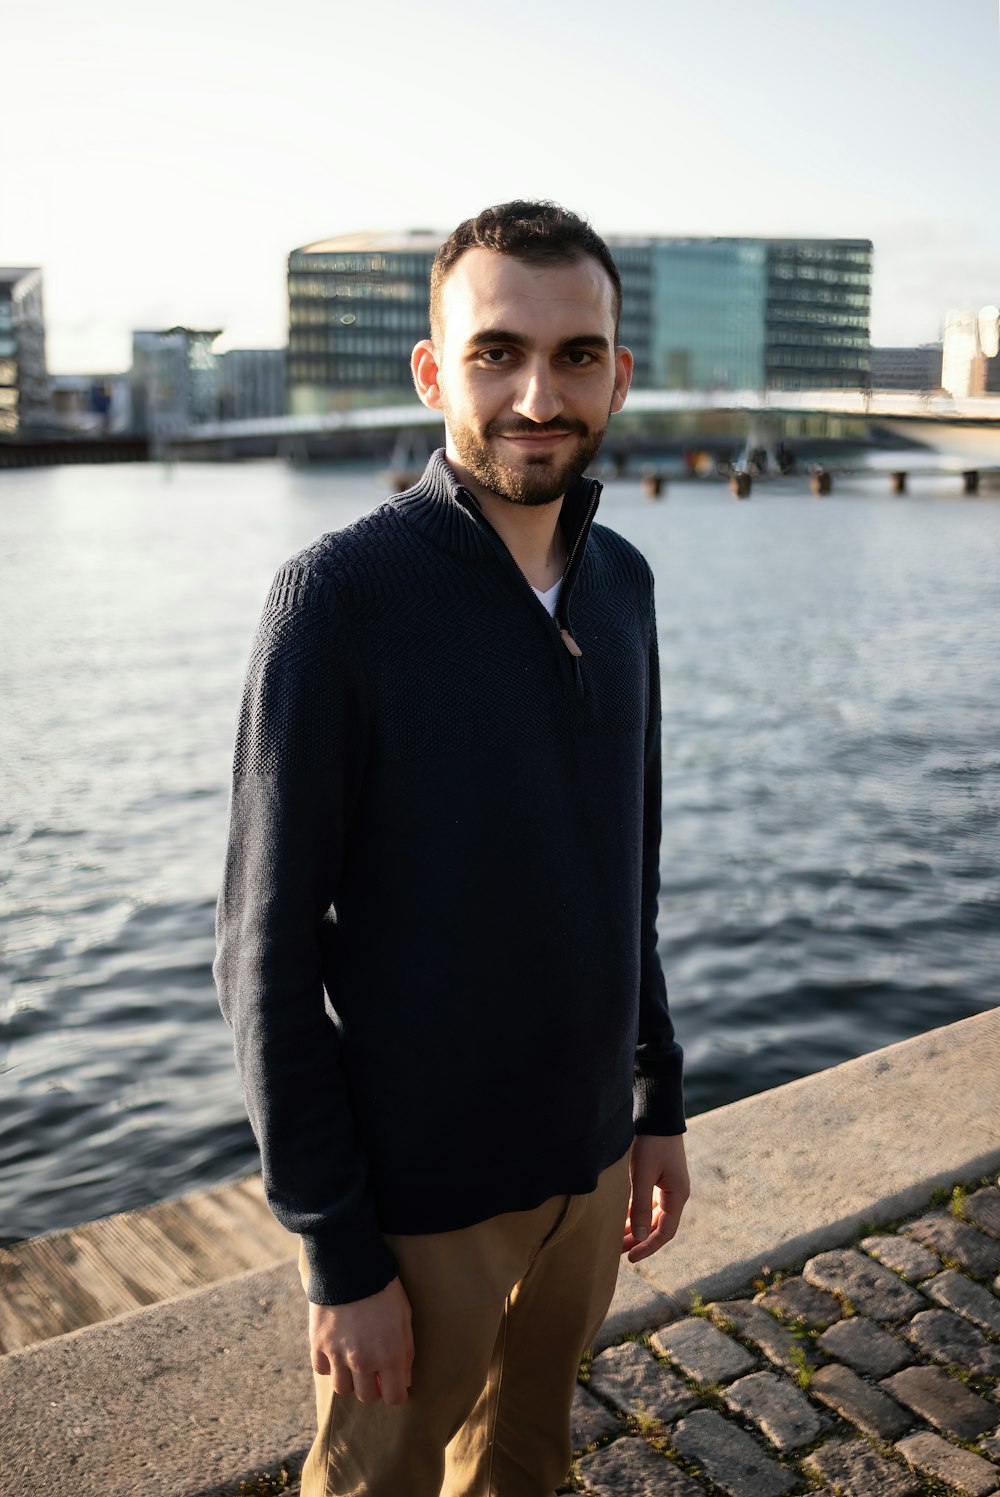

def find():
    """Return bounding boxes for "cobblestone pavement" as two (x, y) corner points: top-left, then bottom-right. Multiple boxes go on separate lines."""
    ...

(565, 1174), (1000, 1496)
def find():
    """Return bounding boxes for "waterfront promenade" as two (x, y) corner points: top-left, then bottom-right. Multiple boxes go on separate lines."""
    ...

(3, 1008), (998, 1495)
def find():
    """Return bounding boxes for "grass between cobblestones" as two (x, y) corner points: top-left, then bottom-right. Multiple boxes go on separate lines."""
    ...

(564, 1169), (1000, 1495)
(230, 1171), (1000, 1497)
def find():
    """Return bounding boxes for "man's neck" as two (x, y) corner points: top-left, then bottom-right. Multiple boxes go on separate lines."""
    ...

(448, 462), (567, 591)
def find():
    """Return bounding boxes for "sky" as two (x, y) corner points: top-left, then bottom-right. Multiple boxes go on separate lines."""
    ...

(4, 0), (999, 373)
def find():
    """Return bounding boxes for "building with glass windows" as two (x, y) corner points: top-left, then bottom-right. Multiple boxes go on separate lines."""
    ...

(130, 327), (222, 437)
(286, 231), (872, 410)
(0, 267), (51, 436)
(219, 348), (286, 421)
(287, 232), (440, 415)
(870, 345), (943, 391)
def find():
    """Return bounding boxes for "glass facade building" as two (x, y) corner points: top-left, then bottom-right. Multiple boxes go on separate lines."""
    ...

(287, 233), (440, 414)
(643, 240), (767, 390)
(219, 348), (286, 421)
(764, 241), (872, 389)
(870, 345), (942, 392)
(286, 232), (873, 409)
(0, 267), (51, 436)
(130, 328), (223, 437)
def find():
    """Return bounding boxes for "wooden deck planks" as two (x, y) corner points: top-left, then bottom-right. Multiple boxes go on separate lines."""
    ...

(0, 1175), (296, 1355)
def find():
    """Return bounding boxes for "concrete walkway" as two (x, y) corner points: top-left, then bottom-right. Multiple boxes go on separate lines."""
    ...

(3, 1009), (998, 1496)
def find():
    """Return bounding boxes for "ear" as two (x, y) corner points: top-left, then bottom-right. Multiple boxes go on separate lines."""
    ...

(411, 339), (443, 410)
(610, 344), (634, 414)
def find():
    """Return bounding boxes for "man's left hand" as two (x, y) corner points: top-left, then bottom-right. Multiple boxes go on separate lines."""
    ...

(622, 1132), (690, 1263)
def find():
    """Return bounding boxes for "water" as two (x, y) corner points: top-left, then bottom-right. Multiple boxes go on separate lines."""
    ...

(1, 459), (998, 1243)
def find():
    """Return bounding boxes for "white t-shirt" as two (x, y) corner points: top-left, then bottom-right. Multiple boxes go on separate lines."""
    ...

(531, 579), (562, 617)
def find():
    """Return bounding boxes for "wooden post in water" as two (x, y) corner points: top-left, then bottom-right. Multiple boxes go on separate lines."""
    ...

(729, 471), (752, 499)
(891, 471), (907, 494)
(962, 470), (980, 495)
(810, 469), (832, 496)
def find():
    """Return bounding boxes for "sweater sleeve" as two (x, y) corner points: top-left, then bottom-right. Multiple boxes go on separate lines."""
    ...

(214, 559), (399, 1305)
(633, 585), (687, 1136)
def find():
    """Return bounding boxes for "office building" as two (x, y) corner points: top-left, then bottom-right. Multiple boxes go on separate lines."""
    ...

(130, 327), (222, 436)
(50, 373), (131, 434)
(287, 232), (439, 414)
(286, 231), (872, 411)
(219, 348), (286, 421)
(0, 267), (51, 436)
(870, 345), (943, 391)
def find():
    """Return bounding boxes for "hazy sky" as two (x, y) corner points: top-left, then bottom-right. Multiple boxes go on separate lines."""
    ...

(5, 0), (999, 372)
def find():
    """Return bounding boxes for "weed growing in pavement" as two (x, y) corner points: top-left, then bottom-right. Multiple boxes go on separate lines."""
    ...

(237, 1467), (297, 1496)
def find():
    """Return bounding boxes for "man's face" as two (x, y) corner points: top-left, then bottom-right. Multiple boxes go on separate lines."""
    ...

(416, 248), (632, 507)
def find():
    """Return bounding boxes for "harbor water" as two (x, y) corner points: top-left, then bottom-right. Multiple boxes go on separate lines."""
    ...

(1, 457), (998, 1243)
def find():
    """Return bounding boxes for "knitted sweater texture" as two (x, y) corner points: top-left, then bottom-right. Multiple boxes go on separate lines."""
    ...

(215, 451), (684, 1305)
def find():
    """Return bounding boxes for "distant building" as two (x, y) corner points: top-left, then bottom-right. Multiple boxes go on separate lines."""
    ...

(0, 267), (51, 436)
(870, 345), (943, 391)
(286, 231), (872, 412)
(50, 373), (131, 434)
(130, 327), (222, 437)
(287, 231), (440, 415)
(941, 306), (1000, 398)
(219, 348), (286, 421)
(626, 238), (872, 392)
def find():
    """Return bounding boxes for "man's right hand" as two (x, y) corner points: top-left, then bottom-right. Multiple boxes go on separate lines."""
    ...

(309, 1276), (414, 1406)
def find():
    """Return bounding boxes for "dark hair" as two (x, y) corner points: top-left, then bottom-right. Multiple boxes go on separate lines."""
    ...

(429, 200), (622, 343)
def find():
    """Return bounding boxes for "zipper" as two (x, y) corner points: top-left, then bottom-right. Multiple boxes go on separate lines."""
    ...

(556, 487), (599, 668)
(458, 483), (597, 694)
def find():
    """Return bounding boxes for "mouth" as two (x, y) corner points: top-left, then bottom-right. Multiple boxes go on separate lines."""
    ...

(497, 430), (577, 446)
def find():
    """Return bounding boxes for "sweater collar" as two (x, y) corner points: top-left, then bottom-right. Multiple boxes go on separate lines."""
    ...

(391, 449), (602, 575)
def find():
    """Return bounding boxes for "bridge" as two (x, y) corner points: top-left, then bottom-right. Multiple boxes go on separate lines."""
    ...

(166, 389), (1000, 467)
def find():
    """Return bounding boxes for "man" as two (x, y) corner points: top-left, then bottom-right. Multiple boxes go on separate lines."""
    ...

(215, 200), (688, 1496)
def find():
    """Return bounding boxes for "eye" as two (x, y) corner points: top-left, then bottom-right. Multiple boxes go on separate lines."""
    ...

(479, 348), (511, 365)
(564, 350), (598, 367)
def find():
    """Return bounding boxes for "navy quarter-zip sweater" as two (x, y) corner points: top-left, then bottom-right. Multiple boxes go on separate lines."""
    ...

(215, 450), (685, 1306)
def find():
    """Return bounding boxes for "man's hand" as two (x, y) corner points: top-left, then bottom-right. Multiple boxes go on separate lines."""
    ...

(622, 1133), (690, 1263)
(309, 1276), (414, 1406)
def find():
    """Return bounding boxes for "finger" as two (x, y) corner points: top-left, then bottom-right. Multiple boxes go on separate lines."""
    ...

(352, 1370), (381, 1404)
(627, 1206), (681, 1263)
(627, 1191), (654, 1246)
(376, 1365), (410, 1406)
(311, 1347), (332, 1376)
(330, 1359), (356, 1397)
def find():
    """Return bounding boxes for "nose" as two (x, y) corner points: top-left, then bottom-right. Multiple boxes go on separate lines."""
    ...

(512, 362), (563, 425)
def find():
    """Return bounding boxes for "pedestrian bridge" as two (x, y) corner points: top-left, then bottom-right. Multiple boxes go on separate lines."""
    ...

(173, 389), (1000, 465)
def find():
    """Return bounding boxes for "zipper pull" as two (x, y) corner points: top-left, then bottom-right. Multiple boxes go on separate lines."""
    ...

(560, 629), (583, 658)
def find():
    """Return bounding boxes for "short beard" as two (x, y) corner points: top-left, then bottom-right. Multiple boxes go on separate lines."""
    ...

(442, 404), (611, 507)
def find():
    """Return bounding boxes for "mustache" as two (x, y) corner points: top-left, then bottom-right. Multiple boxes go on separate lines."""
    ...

(484, 418), (589, 438)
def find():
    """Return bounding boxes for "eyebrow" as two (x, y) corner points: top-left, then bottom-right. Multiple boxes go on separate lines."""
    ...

(466, 329), (612, 354)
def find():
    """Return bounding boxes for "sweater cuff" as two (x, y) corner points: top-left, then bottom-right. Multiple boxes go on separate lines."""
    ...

(301, 1217), (400, 1306)
(633, 1064), (686, 1138)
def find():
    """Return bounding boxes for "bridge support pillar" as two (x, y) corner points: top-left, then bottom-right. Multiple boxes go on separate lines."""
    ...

(730, 471), (752, 499)
(962, 470), (980, 494)
(891, 471), (907, 494)
(810, 468), (832, 496)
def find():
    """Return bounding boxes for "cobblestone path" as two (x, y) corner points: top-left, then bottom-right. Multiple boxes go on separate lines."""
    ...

(566, 1174), (1000, 1496)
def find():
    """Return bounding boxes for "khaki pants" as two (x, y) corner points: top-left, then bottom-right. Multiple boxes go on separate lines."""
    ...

(298, 1149), (631, 1497)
